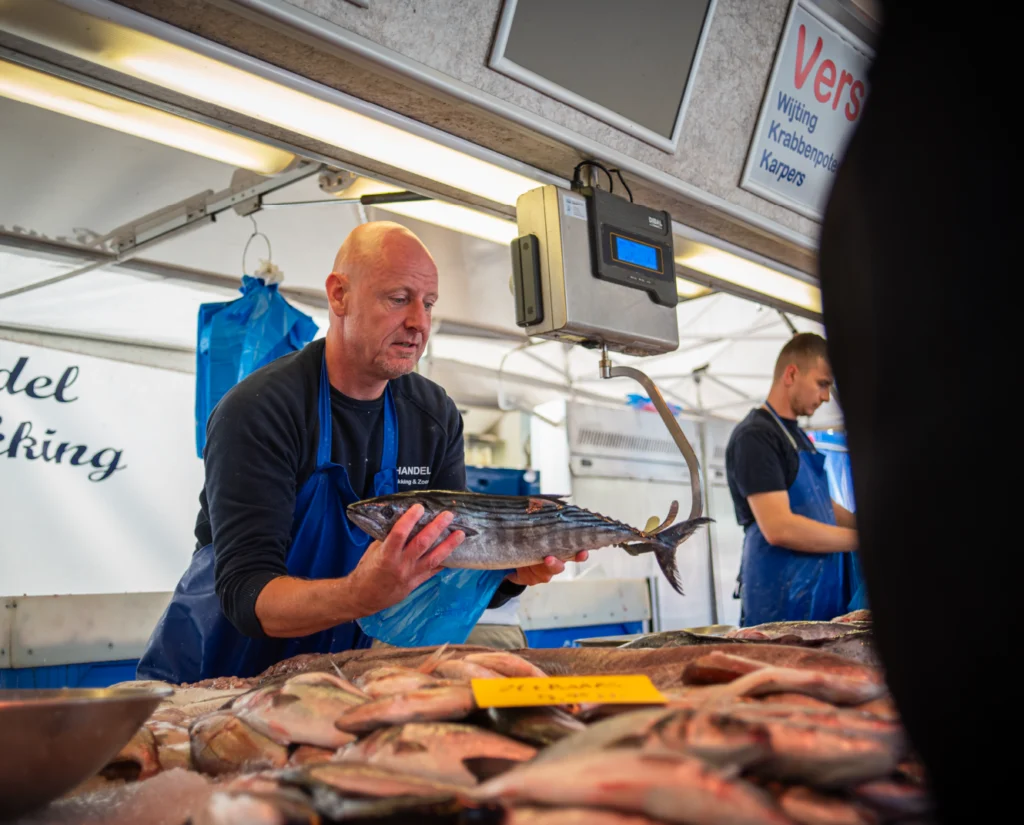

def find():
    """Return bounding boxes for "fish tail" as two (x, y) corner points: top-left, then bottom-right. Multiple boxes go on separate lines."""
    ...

(622, 517), (714, 595)
(417, 642), (451, 674)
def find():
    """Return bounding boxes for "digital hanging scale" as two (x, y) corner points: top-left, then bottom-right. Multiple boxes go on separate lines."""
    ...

(511, 184), (679, 356)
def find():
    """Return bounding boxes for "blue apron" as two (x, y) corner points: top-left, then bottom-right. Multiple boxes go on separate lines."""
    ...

(738, 403), (847, 626)
(137, 354), (396, 683)
(846, 553), (870, 611)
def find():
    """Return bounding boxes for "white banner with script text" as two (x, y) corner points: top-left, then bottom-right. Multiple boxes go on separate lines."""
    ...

(1, 342), (202, 596)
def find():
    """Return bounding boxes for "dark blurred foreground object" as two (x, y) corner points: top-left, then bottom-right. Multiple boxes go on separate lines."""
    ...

(819, 2), (1009, 823)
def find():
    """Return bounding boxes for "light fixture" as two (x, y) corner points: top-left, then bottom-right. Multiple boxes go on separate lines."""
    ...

(674, 239), (822, 314)
(675, 277), (713, 300)
(329, 177), (403, 200)
(370, 200), (519, 246)
(322, 176), (518, 246)
(0, 0), (541, 207)
(0, 59), (297, 175)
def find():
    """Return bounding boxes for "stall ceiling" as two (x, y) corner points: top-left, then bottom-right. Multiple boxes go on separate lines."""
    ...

(0, 97), (841, 427)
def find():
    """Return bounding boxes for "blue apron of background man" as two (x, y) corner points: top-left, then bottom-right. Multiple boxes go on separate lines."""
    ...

(137, 354), (395, 683)
(738, 402), (847, 626)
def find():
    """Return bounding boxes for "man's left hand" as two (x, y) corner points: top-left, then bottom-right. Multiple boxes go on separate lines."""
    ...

(506, 551), (589, 586)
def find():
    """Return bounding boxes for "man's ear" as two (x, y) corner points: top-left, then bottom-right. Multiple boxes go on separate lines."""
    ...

(783, 363), (799, 386)
(326, 272), (349, 315)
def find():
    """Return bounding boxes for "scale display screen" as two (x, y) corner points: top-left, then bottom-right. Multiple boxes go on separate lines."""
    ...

(611, 233), (661, 272)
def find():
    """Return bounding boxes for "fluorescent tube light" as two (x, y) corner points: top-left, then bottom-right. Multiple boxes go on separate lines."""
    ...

(332, 177), (403, 200)
(324, 176), (518, 245)
(0, 0), (541, 206)
(0, 59), (297, 175)
(372, 200), (519, 246)
(675, 241), (822, 314)
(675, 277), (713, 300)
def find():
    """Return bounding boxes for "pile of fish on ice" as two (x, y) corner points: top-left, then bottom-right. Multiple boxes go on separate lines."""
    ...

(23, 609), (934, 825)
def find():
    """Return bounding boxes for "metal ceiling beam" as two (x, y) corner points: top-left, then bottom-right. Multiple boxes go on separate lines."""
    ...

(0, 318), (737, 420)
(0, 233), (545, 345)
(647, 371), (771, 381)
(0, 229), (325, 308)
(432, 320), (525, 343)
(567, 318), (788, 384)
(0, 161), (322, 302)
(0, 320), (195, 372)
(698, 372), (758, 402)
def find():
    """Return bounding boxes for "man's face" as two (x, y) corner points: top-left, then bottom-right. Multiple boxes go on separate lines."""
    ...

(342, 259), (438, 381)
(786, 356), (833, 417)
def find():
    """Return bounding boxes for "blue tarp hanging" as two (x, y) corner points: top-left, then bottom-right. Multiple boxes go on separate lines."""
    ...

(809, 431), (867, 611)
(195, 275), (318, 457)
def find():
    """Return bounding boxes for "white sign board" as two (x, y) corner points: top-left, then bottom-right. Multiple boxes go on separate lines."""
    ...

(740, 0), (874, 220)
(1, 342), (203, 596)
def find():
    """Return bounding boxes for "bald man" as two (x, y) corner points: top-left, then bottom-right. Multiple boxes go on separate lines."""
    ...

(138, 222), (578, 683)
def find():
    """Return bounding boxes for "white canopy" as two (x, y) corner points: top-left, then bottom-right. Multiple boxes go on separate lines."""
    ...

(0, 96), (842, 429)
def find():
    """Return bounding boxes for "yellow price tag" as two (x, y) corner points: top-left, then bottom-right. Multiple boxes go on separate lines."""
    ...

(471, 675), (666, 708)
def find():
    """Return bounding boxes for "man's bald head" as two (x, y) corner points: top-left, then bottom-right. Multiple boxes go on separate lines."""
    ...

(324, 221), (440, 391)
(331, 221), (437, 283)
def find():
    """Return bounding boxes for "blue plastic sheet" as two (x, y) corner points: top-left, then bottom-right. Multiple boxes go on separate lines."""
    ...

(195, 275), (318, 457)
(815, 435), (868, 612)
(357, 567), (512, 647)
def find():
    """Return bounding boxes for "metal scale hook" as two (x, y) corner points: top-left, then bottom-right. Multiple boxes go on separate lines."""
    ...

(599, 343), (704, 522)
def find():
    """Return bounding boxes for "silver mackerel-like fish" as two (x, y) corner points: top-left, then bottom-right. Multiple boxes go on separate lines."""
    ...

(346, 490), (711, 594)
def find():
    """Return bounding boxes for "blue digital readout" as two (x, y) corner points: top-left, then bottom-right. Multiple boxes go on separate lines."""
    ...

(612, 234), (660, 272)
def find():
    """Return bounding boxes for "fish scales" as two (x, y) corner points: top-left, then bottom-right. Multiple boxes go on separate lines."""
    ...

(408, 492), (640, 564)
(347, 490), (712, 594)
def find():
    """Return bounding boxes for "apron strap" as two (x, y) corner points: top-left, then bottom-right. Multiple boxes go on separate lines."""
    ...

(318, 349), (400, 472)
(380, 385), (399, 471)
(316, 351), (334, 466)
(763, 401), (815, 454)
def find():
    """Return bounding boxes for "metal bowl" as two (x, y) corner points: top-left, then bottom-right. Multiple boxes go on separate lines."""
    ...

(0, 686), (172, 822)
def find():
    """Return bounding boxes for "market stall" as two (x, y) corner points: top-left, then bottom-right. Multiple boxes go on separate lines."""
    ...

(0, 1), (893, 822)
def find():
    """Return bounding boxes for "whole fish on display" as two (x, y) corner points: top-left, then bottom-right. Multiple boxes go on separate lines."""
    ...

(620, 629), (879, 667)
(347, 491), (712, 593)
(727, 622), (872, 643)
(46, 636), (940, 825)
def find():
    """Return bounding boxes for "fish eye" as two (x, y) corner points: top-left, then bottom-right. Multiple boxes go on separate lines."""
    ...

(381, 506), (395, 519)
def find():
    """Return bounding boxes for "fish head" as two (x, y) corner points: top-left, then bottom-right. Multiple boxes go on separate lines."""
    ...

(347, 494), (430, 540)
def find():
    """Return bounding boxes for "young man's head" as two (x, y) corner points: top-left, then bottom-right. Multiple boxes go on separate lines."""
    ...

(772, 333), (833, 417)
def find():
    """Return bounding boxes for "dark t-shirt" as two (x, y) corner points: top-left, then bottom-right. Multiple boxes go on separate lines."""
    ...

(194, 338), (522, 637)
(725, 407), (812, 529)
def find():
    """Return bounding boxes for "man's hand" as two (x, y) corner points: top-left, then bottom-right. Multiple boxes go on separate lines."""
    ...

(506, 551), (590, 586)
(346, 503), (465, 615)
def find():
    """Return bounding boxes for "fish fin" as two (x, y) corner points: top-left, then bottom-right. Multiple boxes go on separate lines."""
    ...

(417, 643), (451, 674)
(621, 517), (714, 595)
(533, 493), (570, 501)
(526, 497), (562, 513)
(462, 757), (522, 783)
(648, 501), (680, 535)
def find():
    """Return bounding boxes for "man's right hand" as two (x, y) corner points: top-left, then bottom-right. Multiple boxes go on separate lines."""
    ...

(254, 503), (465, 638)
(346, 503), (465, 616)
